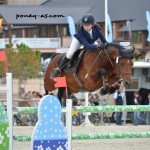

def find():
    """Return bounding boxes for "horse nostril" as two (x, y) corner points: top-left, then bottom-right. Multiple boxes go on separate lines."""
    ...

(124, 80), (131, 87)
(125, 81), (129, 85)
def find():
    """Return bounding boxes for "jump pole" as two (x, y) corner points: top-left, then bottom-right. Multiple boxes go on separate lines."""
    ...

(15, 132), (150, 141)
(84, 92), (92, 126)
(66, 99), (72, 150)
(0, 73), (13, 150)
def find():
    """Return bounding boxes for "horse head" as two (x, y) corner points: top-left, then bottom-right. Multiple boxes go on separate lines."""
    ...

(105, 43), (134, 88)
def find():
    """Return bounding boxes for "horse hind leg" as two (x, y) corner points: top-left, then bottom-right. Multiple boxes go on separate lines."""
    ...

(44, 86), (49, 95)
(57, 88), (65, 105)
(57, 88), (72, 106)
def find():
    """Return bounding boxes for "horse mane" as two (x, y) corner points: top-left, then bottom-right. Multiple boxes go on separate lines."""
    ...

(107, 42), (124, 49)
(106, 42), (134, 59)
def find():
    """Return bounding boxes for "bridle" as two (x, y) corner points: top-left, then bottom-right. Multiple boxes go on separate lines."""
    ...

(112, 56), (132, 87)
(103, 49), (132, 86)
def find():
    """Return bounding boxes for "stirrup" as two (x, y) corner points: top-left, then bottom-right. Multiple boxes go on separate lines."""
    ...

(50, 68), (61, 79)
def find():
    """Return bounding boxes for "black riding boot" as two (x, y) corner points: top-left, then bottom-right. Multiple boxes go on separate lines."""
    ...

(50, 56), (70, 79)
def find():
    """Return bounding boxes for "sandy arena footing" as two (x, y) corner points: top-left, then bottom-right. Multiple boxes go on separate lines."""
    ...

(13, 124), (150, 150)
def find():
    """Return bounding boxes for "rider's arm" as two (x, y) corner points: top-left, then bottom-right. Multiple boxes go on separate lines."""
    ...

(79, 37), (97, 49)
(98, 30), (108, 44)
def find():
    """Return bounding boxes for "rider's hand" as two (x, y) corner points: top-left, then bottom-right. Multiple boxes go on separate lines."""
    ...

(97, 43), (107, 49)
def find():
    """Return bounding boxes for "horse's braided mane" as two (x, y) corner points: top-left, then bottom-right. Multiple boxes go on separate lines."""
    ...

(107, 42), (124, 49)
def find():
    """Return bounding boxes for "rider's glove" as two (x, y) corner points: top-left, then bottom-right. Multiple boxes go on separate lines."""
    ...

(97, 43), (108, 49)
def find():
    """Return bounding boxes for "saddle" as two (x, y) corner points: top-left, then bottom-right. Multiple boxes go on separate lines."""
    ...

(57, 49), (86, 74)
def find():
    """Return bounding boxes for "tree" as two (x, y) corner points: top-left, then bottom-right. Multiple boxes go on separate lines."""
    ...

(0, 43), (42, 88)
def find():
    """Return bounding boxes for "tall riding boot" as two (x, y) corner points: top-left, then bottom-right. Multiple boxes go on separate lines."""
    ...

(50, 56), (70, 79)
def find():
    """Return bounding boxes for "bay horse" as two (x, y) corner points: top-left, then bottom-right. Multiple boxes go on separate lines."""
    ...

(44, 43), (133, 103)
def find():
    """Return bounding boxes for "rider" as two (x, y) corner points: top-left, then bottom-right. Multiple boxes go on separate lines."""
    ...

(50, 14), (108, 79)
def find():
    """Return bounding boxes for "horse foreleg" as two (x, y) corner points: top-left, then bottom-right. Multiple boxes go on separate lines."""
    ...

(98, 68), (107, 78)
(108, 86), (116, 94)
(99, 68), (110, 95)
(108, 82), (121, 94)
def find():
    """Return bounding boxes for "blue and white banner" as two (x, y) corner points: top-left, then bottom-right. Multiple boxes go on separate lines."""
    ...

(146, 11), (150, 42)
(107, 14), (113, 42)
(67, 16), (76, 38)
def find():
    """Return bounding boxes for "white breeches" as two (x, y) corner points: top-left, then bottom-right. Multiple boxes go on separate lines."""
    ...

(66, 37), (82, 59)
(66, 37), (98, 59)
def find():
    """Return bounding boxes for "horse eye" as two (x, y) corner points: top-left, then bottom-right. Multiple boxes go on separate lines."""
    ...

(120, 62), (125, 66)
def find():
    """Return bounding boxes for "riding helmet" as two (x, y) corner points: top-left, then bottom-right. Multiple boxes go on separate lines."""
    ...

(82, 14), (95, 25)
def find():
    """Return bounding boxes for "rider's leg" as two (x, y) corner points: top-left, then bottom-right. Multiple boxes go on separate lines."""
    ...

(50, 37), (81, 79)
(50, 56), (69, 79)
(66, 37), (82, 59)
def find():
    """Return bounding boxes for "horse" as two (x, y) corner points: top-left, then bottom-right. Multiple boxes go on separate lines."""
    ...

(44, 43), (134, 104)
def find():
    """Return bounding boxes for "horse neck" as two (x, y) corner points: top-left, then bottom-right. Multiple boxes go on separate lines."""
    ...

(97, 48), (118, 66)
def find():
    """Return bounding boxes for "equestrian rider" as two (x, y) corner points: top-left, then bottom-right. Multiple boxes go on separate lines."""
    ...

(50, 14), (108, 79)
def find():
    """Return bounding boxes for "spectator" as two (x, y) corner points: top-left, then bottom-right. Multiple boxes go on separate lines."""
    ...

(92, 93), (100, 106)
(29, 91), (40, 125)
(113, 86), (124, 125)
(35, 92), (42, 106)
(18, 87), (29, 125)
(26, 91), (32, 107)
(18, 87), (28, 107)
(132, 91), (145, 126)
(144, 93), (150, 125)
(30, 91), (37, 107)
(42, 62), (49, 74)
(70, 94), (78, 106)
(77, 99), (82, 106)
(18, 87), (26, 99)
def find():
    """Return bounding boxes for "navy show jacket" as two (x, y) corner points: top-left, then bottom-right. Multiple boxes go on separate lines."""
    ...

(74, 25), (107, 49)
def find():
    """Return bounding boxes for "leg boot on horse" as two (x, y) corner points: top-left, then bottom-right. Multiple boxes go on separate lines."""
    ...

(50, 56), (70, 79)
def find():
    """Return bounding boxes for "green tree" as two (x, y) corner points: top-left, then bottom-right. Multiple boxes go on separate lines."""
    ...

(0, 43), (42, 88)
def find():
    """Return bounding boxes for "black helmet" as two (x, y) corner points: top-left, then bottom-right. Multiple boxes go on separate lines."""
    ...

(82, 14), (95, 25)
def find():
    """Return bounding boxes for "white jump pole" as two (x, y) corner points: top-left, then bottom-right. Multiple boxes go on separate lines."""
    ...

(0, 73), (13, 150)
(66, 99), (72, 150)
(123, 87), (127, 125)
(105, 0), (108, 40)
(84, 92), (91, 126)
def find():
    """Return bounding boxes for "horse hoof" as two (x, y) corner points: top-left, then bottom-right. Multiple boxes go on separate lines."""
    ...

(108, 86), (116, 94)
(100, 88), (108, 96)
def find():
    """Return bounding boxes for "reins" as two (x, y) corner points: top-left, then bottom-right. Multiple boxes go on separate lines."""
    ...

(85, 49), (103, 79)
(85, 47), (115, 80)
